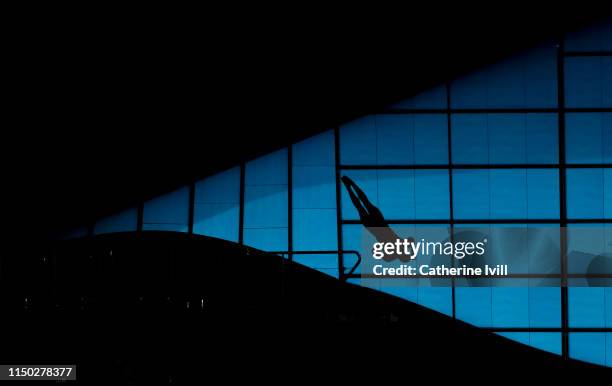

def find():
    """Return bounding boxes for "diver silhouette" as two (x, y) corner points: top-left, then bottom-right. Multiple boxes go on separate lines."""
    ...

(341, 175), (413, 262)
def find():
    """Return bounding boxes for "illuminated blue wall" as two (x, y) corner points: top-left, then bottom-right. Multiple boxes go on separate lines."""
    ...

(83, 20), (612, 366)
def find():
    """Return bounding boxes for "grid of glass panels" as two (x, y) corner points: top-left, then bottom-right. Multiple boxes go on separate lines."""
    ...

(80, 20), (612, 366)
(562, 21), (612, 367)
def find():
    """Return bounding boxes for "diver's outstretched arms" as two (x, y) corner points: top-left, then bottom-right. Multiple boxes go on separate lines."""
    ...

(340, 176), (401, 248)
(341, 176), (375, 210)
(341, 176), (370, 220)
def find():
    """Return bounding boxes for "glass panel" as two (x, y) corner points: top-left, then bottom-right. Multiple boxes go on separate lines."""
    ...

(418, 287), (453, 316)
(376, 115), (414, 165)
(565, 57), (612, 108)
(292, 209), (337, 251)
(567, 168), (612, 219)
(244, 185), (288, 228)
(292, 130), (335, 166)
(566, 113), (612, 164)
(565, 20), (612, 52)
(244, 149), (288, 250)
(451, 114), (558, 164)
(456, 287), (492, 326)
(569, 287), (612, 328)
(492, 287), (529, 327)
(455, 286), (560, 328)
(413, 114), (448, 164)
(293, 166), (336, 209)
(340, 115), (447, 165)
(243, 228), (288, 251)
(570, 333), (607, 366)
(414, 170), (450, 219)
(529, 287), (562, 327)
(193, 167), (240, 241)
(451, 44), (557, 108)
(530, 332), (562, 355)
(292, 131), (338, 273)
(453, 169), (559, 219)
(142, 187), (189, 232)
(499, 332), (561, 355)
(340, 116), (376, 165)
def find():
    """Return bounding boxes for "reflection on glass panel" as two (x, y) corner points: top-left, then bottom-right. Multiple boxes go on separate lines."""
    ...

(565, 57), (612, 108)
(193, 167), (240, 242)
(94, 208), (138, 234)
(142, 187), (189, 232)
(244, 149), (288, 251)
(566, 113), (612, 164)
(451, 114), (558, 164)
(453, 169), (559, 219)
(451, 44), (557, 108)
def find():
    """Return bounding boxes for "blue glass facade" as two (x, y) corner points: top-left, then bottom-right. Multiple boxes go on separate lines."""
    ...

(73, 20), (612, 366)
